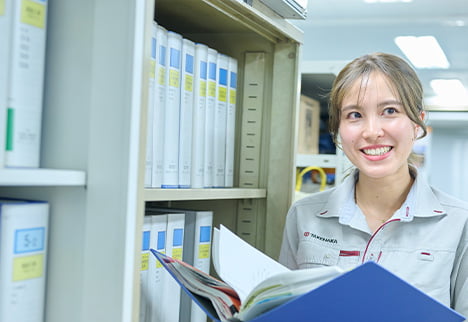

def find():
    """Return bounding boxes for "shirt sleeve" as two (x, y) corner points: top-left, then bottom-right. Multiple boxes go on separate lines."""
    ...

(278, 206), (300, 270)
(451, 233), (468, 318)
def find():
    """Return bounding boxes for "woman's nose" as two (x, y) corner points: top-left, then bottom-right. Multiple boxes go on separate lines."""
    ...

(362, 117), (384, 140)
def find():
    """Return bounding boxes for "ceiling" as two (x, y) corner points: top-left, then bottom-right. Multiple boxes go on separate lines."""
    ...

(290, 0), (468, 111)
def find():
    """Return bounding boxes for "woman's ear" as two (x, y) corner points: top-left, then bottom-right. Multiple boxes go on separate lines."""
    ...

(419, 110), (426, 122)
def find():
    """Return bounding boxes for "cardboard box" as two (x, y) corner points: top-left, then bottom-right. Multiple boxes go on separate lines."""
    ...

(297, 94), (320, 154)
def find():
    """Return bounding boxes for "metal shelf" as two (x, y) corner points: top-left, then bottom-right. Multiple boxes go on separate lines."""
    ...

(0, 168), (86, 186)
(143, 188), (267, 201)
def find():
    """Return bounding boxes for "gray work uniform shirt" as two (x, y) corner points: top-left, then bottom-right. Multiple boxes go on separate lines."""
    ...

(279, 169), (468, 317)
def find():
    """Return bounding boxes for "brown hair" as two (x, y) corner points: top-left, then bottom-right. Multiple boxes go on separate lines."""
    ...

(329, 52), (427, 145)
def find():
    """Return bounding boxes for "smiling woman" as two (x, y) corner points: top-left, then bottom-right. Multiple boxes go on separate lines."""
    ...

(279, 52), (468, 319)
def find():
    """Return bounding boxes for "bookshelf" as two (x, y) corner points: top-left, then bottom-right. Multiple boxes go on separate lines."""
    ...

(0, 0), (302, 321)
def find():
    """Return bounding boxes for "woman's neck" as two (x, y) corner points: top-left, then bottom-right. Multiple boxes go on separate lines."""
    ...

(355, 166), (414, 231)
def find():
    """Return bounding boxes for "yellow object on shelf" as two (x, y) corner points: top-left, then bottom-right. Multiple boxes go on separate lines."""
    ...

(295, 166), (327, 192)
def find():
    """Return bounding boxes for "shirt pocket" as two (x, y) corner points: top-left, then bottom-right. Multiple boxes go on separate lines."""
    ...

(297, 241), (340, 269)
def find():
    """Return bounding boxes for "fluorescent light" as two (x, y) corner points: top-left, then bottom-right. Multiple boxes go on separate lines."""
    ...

(394, 36), (450, 69)
(429, 79), (468, 107)
(364, 0), (412, 3)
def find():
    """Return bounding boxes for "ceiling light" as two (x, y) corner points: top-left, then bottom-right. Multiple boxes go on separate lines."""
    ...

(431, 79), (467, 97)
(394, 36), (450, 69)
(430, 79), (468, 107)
(364, 0), (412, 3)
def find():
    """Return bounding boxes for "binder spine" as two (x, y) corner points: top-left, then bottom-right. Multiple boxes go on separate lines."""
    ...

(213, 54), (229, 188)
(191, 43), (208, 188)
(162, 31), (183, 189)
(152, 25), (168, 188)
(178, 38), (195, 189)
(203, 48), (218, 188)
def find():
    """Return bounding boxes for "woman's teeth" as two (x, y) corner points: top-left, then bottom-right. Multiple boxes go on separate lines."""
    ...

(362, 146), (391, 156)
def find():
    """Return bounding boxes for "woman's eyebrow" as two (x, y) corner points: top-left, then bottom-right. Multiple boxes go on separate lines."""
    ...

(341, 104), (361, 112)
(378, 100), (403, 107)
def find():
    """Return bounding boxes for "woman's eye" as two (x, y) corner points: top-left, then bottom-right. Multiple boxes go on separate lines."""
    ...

(383, 107), (397, 115)
(347, 111), (362, 119)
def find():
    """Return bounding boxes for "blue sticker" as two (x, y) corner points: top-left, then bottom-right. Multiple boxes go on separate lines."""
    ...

(170, 48), (181, 69)
(219, 68), (228, 86)
(208, 62), (217, 80)
(142, 230), (150, 251)
(159, 46), (166, 65)
(200, 61), (207, 80)
(199, 226), (211, 243)
(151, 38), (156, 59)
(157, 231), (166, 250)
(230, 72), (237, 89)
(173, 228), (184, 247)
(14, 227), (45, 254)
(186, 54), (194, 74)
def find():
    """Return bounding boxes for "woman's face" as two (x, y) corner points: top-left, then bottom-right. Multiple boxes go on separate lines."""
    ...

(339, 71), (418, 180)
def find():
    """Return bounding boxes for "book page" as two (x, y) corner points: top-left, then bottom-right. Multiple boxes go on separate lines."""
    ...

(213, 225), (289, 303)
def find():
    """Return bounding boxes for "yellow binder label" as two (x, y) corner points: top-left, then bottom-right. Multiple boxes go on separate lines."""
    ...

(158, 67), (166, 86)
(218, 87), (227, 103)
(185, 74), (193, 92)
(169, 69), (180, 88)
(172, 248), (183, 261)
(149, 60), (156, 79)
(21, 0), (46, 29)
(208, 81), (216, 97)
(198, 244), (210, 259)
(200, 80), (207, 97)
(13, 254), (44, 281)
(141, 253), (149, 271)
(0, 0), (5, 16)
(230, 89), (236, 104)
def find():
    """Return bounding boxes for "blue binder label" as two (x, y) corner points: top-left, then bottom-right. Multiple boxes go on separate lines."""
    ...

(208, 62), (217, 80)
(170, 48), (181, 68)
(142, 230), (150, 251)
(157, 231), (166, 250)
(14, 227), (45, 254)
(173, 228), (184, 247)
(230, 72), (237, 89)
(219, 68), (228, 86)
(186, 54), (194, 74)
(151, 38), (156, 59)
(199, 226), (211, 243)
(200, 61), (207, 80)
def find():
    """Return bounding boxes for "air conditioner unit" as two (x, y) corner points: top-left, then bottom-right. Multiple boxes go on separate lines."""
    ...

(259, 0), (307, 19)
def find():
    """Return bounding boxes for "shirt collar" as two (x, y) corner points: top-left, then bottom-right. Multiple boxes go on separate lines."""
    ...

(316, 167), (447, 223)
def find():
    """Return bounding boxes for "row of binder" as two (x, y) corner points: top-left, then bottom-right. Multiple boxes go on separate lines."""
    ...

(139, 206), (214, 322)
(0, 0), (48, 168)
(0, 198), (50, 322)
(145, 22), (238, 189)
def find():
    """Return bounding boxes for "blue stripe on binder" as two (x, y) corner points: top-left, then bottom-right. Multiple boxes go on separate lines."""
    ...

(200, 61), (207, 80)
(157, 231), (166, 250)
(170, 48), (181, 68)
(186, 54), (194, 74)
(159, 46), (166, 65)
(14, 227), (45, 254)
(230, 72), (237, 89)
(219, 68), (228, 86)
(199, 226), (211, 243)
(142, 230), (150, 251)
(151, 38), (156, 59)
(173, 228), (184, 247)
(208, 62), (216, 80)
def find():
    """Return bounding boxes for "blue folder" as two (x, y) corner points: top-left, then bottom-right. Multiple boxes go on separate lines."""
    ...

(151, 249), (465, 322)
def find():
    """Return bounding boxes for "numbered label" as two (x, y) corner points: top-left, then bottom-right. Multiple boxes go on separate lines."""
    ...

(15, 227), (45, 254)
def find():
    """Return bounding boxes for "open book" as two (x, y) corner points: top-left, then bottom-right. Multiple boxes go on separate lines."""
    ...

(150, 225), (344, 321)
(150, 225), (466, 322)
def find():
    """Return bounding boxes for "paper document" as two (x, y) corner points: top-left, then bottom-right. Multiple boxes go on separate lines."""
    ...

(213, 225), (290, 302)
